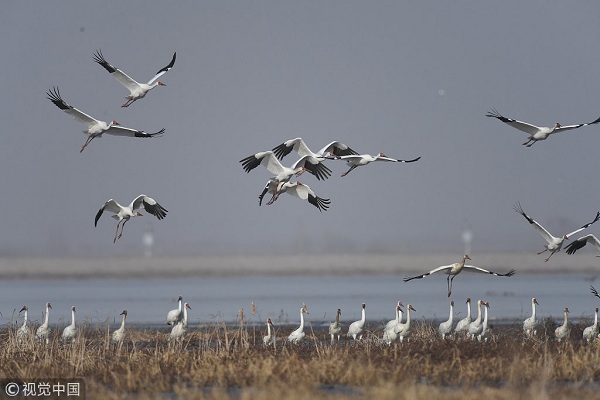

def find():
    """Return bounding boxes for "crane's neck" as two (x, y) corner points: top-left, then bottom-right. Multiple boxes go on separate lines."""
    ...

(299, 309), (305, 330)
(43, 308), (49, 326)
(335, 311), (340, 324)
(120, 314), (127, 329)
(182, 307), (188, 325)
(22, 310), (28, 326)
(360, 308), (366, 324)
(562, 311), (568, 326)
(466, 302), (471, 319)
(267, 323), (272, 337)
(475, 303), (482, 323)
(482, 306), (488, 325)
(531, 302), (536, 319)
(398, 310), (403, 324)
(448, 305), (454, 321)
(71, 310), (76, 327)
(595, 311), (598, 327)
(395, 308), (400, 323)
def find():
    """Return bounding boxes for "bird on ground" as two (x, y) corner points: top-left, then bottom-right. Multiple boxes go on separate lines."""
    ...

(337, 153), (421, 177)
(394, 304), (416, 343)
(35, 302), (52, 344)
(169, 303), (191, 341)
(554, 307), (570, 342)
(62, 306), (77, 343)
(439, 301), (455, 340)
(514, 202), (600, 262)
(263, 318), (276, 346)
(272, 138), (359, 162)
(166, 296), (184, 326)
(486, 109), (600, 147)
(468, 300), (484, 339)
(94, 50), (176, 108)
(403, 255), (515, 297)
(16, 305), (30, 343)
(478, 302), (491, 342)
(347, 303), (366, 340)
(287, 305), (309, 343)
(112, 310), (127, 344)
(95, 195), (168, 243)
(564, 234), (600, 257)
(382, 302), (403, 344)
(454, 298), (472, 336)
(240, 151), (332, 182)
(258, 180), (331, 212)
(46, 87), (165, 152)
(328, 309), (342, 343)
(583, 307), (599, 343)
(523, 298), (540, 337)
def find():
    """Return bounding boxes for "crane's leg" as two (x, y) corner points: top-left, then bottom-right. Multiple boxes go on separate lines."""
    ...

(544, 250), (557, 262)
(448, 275), (456, 297)
(536, 248), (548, 255)
(113, 221), (122, 243)
(80, 136), (94, 153)
(121, 98), (137, 108)
(447, 275), (452, 297)
(266, 192), (279, 205)
(341, 165), (357, 177)
(118, 219), (129, 240)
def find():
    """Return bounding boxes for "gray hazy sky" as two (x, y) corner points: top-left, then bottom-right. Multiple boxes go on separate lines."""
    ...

(2, 1), (600, 257)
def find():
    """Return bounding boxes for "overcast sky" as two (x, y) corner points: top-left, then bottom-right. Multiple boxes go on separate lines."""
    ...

(2, 1), (600, 257)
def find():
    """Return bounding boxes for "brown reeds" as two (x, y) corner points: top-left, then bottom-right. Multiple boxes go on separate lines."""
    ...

(1, 321), (600, 399)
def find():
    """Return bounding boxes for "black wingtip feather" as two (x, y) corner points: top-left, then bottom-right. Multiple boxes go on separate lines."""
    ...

(93, 50), (117, 73)
(46, 86), (71, 111)
(156, 52), (177, 75)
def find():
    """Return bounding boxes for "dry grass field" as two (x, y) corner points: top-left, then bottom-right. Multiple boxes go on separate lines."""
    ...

(1, 319), (600, 400)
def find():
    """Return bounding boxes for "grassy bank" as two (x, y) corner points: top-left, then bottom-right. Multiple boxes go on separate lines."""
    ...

(1, 321), (599, 399)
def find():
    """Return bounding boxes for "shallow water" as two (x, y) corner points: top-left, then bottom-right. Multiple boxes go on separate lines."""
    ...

(0, 271), (598, 330)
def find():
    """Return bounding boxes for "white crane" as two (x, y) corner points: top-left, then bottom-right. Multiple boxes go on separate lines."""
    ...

(272, 138), (359, 161)
(287, 305), (309, 343)
(478, 302), (491, 342)
(403, 255), (516, 297)
(240, 151), (332, 182)
(166, 296), (184, 326)
(328, 309), (342, 343)
(514, 202), (600, 262)
(565, 234), (600, 257)
(337, 153), (421, 177)
(347, 303), (366, 340)
(486, 109), (600, 147)
(523, 298), (540, 337)
(583, 307), (598, 343)
(46, 87), (165, 152)
(112, 310), (127, 344)
(16, 305), (30, 343)
(258, 180), (331, 212)
(382, 302), (403, 344)
(62, 306), (77, 343)
(438, 301), (454, 340)
(263, 318), (276, 346)
(93, 50), (176, 108)
(35, 302), (52, 344)
(95, 194), (168, 243)
(554, 307), (570, 342)
(468, 300), (484, 339)
(169, 303), (191, 341)
(454, 298), (472, 336)
(394, 304), (416, 343)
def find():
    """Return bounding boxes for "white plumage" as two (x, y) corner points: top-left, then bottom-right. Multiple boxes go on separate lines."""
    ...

(523, 298), (539, 337)
(35, 302), (52, 344)
(438, 301), (454, 339)
(62, 306), (77, 343)
(112, 310), (128, 344)
(454, 298), (472, 336)
(337, 153), (421, 177)
(287, 305), (309, 343)
(347, 303), (366, 340)
(554, 307), (570, 342)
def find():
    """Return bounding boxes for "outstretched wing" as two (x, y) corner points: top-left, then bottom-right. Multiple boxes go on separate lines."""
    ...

(403, 265), (453, 282)
(513, 202), (556, 244)
(463, 265), (516, 277)
(94, 199), (122, 226)
(486, 109), (543, 135)
(240, 151), (285, 175)
(591, 285), (600, 299)
(565, 234), (600, 255)
(46, 87), (99, 128)
(317, 141), (359, 157)
(379, 156), (421, 163)
(147, 52), (177, 85)
(291, 155), (332, 181)
(272, 138), (313, 160)
(131, 195), (168, 220)
(285, 182), (330, 212)
(105, 126), (165, 138)
(93, 50), (141, 92)
(564, 212), (600, 240)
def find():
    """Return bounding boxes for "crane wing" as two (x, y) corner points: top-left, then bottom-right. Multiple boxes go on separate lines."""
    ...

(46, 87), (99, 128)
(513, 202), (556, 244)
(95, 199), (122, 226)
(403, 264), (453, 282)
(463, 265), (516, 277)
(131, 195), (168, 220)
(147, 52), (177, 85)
(105, 126), (165, 138)
(486, 109), (543, 135)
(317, 141), (359, 157)
(240, 151), (285, 175)
(93, 50), (141, 93)
(564, 211), (600, 239)
(285, 182), (331, 212)
(565, 234), (600, 255)
(272, 138), (313, 160)
(292, 155), (332, 181)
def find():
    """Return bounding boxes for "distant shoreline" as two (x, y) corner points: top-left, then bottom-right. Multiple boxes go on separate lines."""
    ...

(0, 253), (598, 279)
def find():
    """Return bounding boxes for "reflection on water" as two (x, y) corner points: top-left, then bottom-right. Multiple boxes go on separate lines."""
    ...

(0, 273), (597, 329)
